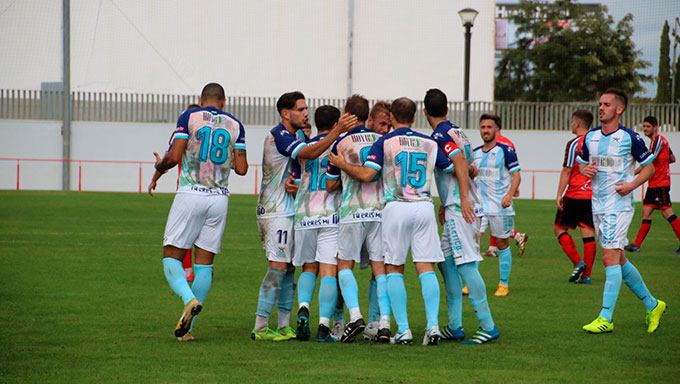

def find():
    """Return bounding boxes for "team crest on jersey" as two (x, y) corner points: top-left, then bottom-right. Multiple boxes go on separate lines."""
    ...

(611, 137), (621, 145)
(433, 132), (444, 140)
(367, 154), (377, 161)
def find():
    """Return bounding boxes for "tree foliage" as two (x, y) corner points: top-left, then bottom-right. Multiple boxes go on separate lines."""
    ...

(656, 21), (671, 103)
(495, 0), (651, 102)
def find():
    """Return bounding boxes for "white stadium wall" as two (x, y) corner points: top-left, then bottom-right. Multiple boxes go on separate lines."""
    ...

(1, 120), (678, 203)
(0, 0), (496, 101)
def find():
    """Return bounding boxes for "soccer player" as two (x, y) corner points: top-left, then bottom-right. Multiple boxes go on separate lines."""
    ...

(474, 114), (521, 297)
(325, 96), (391, 343)
(625, 115), (680, 254)
(329, 97), (454, 346)
(555, 110), (597, 284)
(252, 91), (354, 341)
(424, 88), (499, 344)
(480, 124), (528, 258)
(577, 88), (666, 334)
(290, 105), (343, 343)
(151, 83), (248, 341)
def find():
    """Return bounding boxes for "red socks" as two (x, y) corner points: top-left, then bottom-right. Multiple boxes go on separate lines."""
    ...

(633, 220), (652, 247)
(490, 235), (497, 247)
(668, 215), (680, 241)
(582, 237), (596, 278)
(558, 232), (581, 266)
(182, 248), (192, 269)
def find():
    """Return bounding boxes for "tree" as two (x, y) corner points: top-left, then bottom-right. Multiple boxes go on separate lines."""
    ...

(495, 0), (651, 102)
(656, 21), (671, 103)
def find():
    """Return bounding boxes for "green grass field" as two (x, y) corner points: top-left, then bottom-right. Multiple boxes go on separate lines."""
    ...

(1, 191), (679, 383)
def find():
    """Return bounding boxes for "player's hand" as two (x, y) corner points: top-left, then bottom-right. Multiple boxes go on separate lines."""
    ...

(468, 164), (477, 178)
(285, 175), (299, 197)
(582, 163), (597, 178)
(501, 193), (513, 209)
(513, 189), (520, 197)
(461, 197), (476, 224)
(556, 196), (564, 211)
(147, 179), (157, 196)
(336, 113), (358, 134)
(614, 181), (634, 196)
(438, 204), (445, 225)
(329, 151), (347, 169)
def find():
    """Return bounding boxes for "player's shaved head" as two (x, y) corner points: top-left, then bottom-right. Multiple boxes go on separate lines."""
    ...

(344, 94), (369, 122)
(391, 97), (417, 125)
(200, 83), (226, 101)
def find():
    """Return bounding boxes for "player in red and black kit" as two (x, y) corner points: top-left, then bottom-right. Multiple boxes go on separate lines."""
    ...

(479, 120), (528, 258)
(554, 110), (597, 284)
(625, 115), (680, 254)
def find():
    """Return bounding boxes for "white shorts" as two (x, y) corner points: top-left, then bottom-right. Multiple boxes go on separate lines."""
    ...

(257, 216), (294, 263)
(480, 215), (489, 233)
(382, 201), (444, 266)
(163, 192), (229, 254)
(441, 208), (483, 266)
(293, 226), (338, 266)
(338, 221), (383, 264)
(593, 211), (634, 249)
(486, 215), (514, 239)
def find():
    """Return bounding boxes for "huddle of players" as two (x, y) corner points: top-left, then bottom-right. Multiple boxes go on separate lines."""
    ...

(153, 83), (669, 343)
(250, 89), (526, 345)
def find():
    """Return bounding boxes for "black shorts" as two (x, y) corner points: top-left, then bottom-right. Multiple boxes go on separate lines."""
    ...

(643, 187), (672, 209)
(555, 197), (594, 230)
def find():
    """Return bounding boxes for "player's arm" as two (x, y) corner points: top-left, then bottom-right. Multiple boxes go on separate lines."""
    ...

(297, 114), (357, 160)
(148, 152), (166, 196)
(328, 151), (377, 182)
(670, 149), (676, 164)
(615, 162), (654, 196)
(326, 178), (341, 192)
(154, 138), (186, 174)
(233, 148), (248, 175)
(502, 171), (521, 209)
(555, 167), (572, 211)
(450, 151), (475, 224)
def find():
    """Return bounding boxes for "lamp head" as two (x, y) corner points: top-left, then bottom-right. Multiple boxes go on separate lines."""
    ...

(458, 8), (478, 27)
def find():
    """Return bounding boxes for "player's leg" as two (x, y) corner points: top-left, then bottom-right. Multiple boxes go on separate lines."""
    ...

(626, 205), (654, 252)
(383, 202), (412, 344)
(458, 261), (500, 345)
(316, 262), (338, 343)
(480, 216), (497, 257)
(337, 223), (365, 342)
(292, 228), (319, 340)
(660, 205), (680, 253)
(331, 283), (345, 340)
(366, 221), (391, 342)
(555, 198), (585, 281)
(584, 213), (623, 333)
(411, 201), (445, 346)
(182, 248), (194, 282)
(578, 226), (596, 284)
(438, 211), (464, 340)
(252, 217), (291, 341)
(489, 215), (513, 296)
(162, 193), (206, 339)
(277, 265), (296, 333)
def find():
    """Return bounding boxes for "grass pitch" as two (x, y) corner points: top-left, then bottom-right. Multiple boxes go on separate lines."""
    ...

(1, 191), (679, 383)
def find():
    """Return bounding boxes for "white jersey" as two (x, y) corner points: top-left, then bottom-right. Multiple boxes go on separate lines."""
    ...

(256, 123), (307, 218)
(576, 125), (654, 214)
(473, 142), (520, 216)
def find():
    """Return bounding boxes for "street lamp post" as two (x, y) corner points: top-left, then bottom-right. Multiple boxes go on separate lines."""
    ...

(458, 8), (478, 128)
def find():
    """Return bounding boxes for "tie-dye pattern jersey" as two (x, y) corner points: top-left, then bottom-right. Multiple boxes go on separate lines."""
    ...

(171, 106), (246, 195)
(293, 134), (340, 229)
(473, 142), (520, 216)
(327, 126), (384, 223)
(431, 121), (483, 214)
(256, 123), (307, 218)
(364, 127), (454, 203)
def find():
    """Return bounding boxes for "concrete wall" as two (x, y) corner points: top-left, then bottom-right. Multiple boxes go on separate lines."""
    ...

(1, 119), (679, 202)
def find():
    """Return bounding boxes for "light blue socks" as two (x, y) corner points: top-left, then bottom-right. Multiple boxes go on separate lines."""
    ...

(621, 260), (657, 311)
(318, 276), (338, 326)
(498, 246), (512, 285)
(458, 262), (495, 331)
(297, 271), (317, 309)
(375, 274), (391, 319)
(163, 258), (195, 306)
(438, 256), (463, 328)
(189, 264), (212, 331)
(338, 269), (360, 312)
(277, 267), (296, 314)
(386, 273), (409, 333)
(368, 279), (379, 323)
(419, 271), (440, 330)
(599, 265), (622, 322)
(255, 266), (286, 318)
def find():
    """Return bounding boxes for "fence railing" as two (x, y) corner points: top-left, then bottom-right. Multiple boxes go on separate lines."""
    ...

(1, 89), (679, 131)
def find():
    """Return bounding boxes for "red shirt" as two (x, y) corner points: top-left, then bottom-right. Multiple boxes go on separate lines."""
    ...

(563, 135), (592, 199)
(649, 134), (673, 188)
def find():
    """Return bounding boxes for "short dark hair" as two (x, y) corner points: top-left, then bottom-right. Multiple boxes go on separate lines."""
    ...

(314, 105), (341, 131)
(344, 94), (369, 122)
(276, 91), (305, 115)
(643, 115), (658, 126)
(480, 113), (502, 129)
(187, 103), (200, 109)
(424, 88), (448, 118)
(370, 101), (391, 119)
(603, 88), (628, 110)
(572, 109), (594, 129)
(390, 97), (417, 125)
(200, 83), (225, 101)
